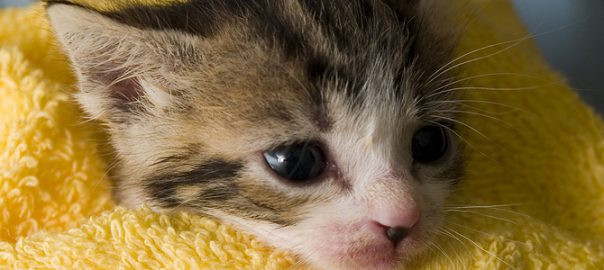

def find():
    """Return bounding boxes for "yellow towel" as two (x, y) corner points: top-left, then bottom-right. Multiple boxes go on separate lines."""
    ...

(1, 1), (603, 269)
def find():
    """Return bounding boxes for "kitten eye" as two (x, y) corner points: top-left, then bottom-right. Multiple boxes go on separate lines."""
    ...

(263, 142), (327, 183)
(412, 125), (449, 163)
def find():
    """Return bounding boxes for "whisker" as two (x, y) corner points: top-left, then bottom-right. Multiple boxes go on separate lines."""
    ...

(425, 35), (536, 86)
(431, 115), (490, 141)
(428, 241), (457, 266)
(435, 229), (470, 269)
(438, 228), (470, 251)
(445, 228), (518, 270)
(432, 72), (559, 93)
(426, 84), (550, 101)
(446, 221), (529, 247)
(446, 204), (532, 219)
(457, 103), (523, 117)
(435, 109), (514, 128)
(425, 19), (578, 87)
(445, 203), (521, 209)
(444, 209), (518, 225)
(426, 99), (526, 114)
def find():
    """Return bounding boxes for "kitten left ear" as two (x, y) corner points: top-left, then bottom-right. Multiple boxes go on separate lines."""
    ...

(47, 3), (191, 124)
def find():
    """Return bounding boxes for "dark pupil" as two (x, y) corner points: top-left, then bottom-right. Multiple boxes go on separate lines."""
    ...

(412, 125), (448, 163)
(263, 143), (326, 182)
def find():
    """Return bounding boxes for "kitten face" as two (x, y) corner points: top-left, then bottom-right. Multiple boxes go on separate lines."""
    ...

(48, 0), (461, 269)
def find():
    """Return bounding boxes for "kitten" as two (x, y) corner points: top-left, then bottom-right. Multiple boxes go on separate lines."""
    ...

(47, 0), (461, 269)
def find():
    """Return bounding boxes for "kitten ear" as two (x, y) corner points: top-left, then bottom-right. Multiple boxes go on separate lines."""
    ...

(47, 3), (185, 124)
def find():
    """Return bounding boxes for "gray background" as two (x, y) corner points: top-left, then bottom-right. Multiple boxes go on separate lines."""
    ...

(2, 0), (603, 113)
(510, 0), (604, 114)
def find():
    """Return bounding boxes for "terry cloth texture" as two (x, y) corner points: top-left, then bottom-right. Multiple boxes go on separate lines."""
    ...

(1, 0), (604, 269)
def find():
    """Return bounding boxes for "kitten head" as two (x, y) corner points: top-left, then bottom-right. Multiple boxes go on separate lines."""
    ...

(48, 0), (461, 269)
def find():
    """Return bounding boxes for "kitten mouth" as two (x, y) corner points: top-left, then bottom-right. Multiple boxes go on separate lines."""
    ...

(338, 244), (414, 270)
(328, 233), (423, 270)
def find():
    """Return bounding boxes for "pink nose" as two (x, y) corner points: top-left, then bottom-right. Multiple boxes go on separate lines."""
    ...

(370, 206), (420, 245)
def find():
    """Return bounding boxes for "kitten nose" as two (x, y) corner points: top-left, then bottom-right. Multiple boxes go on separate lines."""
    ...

(385, 226), (410, 244)
(371, 206), (420, 245)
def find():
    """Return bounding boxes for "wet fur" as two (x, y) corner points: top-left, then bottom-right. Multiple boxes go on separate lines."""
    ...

(47, 0), (461, 269)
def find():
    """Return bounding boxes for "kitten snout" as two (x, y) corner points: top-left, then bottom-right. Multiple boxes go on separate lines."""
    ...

(369, 202), (420, 246)
(319, 208), (423, 269)
(305, 179), (427, 270)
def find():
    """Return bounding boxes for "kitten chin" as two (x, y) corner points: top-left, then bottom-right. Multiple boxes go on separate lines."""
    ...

(47, 0), (461, 269)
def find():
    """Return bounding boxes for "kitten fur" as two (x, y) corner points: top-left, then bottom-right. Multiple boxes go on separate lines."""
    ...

(47, 0), (462, 269)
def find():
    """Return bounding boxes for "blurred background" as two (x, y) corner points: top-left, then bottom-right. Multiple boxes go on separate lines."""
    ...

(1, 0), (603, 113)
(0, 0), (33, 6)
(510, 0), (604, 114)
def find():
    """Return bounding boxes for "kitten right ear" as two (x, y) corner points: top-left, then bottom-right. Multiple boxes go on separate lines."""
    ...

(47, 3), (187, 123)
